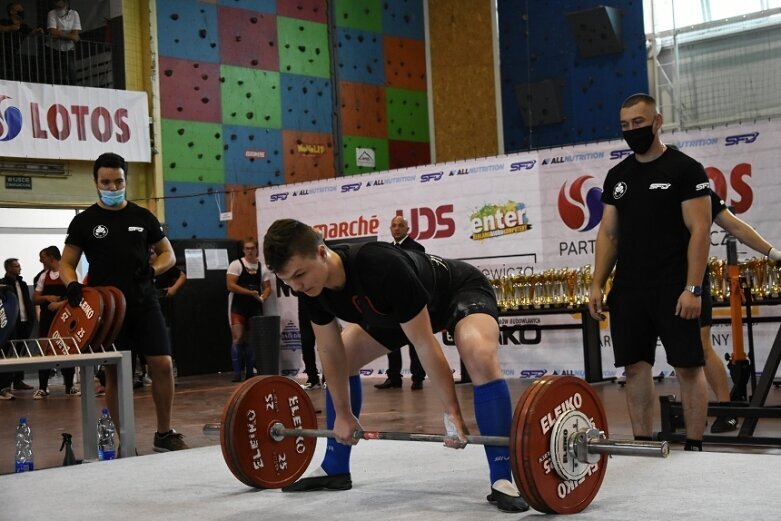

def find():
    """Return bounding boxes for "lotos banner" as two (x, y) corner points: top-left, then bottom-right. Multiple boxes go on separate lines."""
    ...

(0, 80), (150, 162)
(257, 120), (781, 380)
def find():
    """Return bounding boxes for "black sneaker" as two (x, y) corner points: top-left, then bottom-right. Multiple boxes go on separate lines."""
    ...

(282, 473), (352, 492)
(153, 430), (189, 452)
(487, 487), (530, 513)
(374, 378), (402, 389)
(711, 416), (739, 433)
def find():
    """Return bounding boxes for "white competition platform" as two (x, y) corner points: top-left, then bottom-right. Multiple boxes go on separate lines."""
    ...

(1, 441), (779, 520)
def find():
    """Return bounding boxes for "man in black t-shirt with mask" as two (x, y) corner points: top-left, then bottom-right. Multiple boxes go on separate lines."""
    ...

(589, 93), (711, 451)
(60, 152), (188, 453)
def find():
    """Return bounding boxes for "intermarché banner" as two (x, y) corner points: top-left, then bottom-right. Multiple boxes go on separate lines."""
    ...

(0, 80), (150, 162)
(257, 120), (781, 380)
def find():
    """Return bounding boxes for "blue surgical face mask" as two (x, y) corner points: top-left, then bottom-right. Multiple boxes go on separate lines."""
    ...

(99, 188), (125, 207)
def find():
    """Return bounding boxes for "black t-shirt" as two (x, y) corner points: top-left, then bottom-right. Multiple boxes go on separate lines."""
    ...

(601, 147), (710, 287)
(710, 190), (727, 218)
(65, 202), (165, 306)
(0, 19), (33, 52)
(301, 242), (448, 329)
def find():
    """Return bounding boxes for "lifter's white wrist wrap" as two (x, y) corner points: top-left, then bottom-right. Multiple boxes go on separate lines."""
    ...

(769, 247), (781, 262)
(444, 414), (458, 437)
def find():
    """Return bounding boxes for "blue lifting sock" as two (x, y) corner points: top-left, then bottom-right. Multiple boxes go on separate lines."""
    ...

(230, 343), (242, 377)
(473, 379), (513, 484)
(244, 344), (255, 376)
(321, 374), (362, 475)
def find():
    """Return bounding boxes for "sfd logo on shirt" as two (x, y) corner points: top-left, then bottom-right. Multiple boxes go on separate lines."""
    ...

(93, 225), (108, 238)
(612, 182), (628, 200)
(649, 183), (671, 190)
(128, 226), (144, 232)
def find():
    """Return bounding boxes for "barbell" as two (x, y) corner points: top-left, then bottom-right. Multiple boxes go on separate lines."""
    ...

(213, 374), (669, 514)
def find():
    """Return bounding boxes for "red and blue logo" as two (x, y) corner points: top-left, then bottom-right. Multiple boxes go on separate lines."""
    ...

(0, 95), (23, 142)
(558, 176), (603, 232)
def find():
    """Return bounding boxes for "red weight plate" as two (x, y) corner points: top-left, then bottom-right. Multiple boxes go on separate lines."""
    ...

(103, 286), (126, 348)
(220, 382), (254, 486)
(511, 378), (548, 510)
(220, 376), (318, 489)
(89, 287), (115, 351)
(47, 287), (103, 355)
(511, 376), (609, 514)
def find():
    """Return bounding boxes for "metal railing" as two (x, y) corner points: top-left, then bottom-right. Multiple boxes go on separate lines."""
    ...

(0, 32), (113, 88)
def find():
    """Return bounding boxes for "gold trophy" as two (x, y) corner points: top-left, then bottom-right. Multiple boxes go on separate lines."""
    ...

(532, 273), (544, 309)
(501, 275), (517, 310)
(490, 278), (504, 310)
(565, 268), (577, 308)
(519, 274), (532, 309)
(769, 260), (780, 298)
(579, 265), (593, 306)
(708, 257), (725, 301)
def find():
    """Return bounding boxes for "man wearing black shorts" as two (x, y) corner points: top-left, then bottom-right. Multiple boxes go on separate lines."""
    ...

(263, 219), (528, 513)
(589, 93), (711, 451)
(60, 152), (188, 453)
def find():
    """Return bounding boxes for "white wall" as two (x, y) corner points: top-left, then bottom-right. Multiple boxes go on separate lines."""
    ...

(0, 208), (86, 283)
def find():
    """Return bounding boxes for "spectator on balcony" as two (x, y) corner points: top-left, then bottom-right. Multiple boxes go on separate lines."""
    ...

(45, 0), (80, 85)
(0, 2), (43, 82)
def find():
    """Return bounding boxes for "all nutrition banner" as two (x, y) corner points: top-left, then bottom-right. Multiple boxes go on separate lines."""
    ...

(257, 120), (781, 381)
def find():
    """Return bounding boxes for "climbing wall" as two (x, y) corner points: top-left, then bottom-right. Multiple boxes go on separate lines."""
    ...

(498, 0), (647, 151)
(334, 0), (429, 175)
(157, 0), (429, 239)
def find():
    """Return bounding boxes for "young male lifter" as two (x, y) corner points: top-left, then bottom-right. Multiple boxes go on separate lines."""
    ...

(263, 219), (529, 513)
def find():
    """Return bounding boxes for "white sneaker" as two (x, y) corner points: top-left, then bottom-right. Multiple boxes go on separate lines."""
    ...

(65, 387), (81, 397)
(33, 389), (49, 400)
(0, 388), (15, 400)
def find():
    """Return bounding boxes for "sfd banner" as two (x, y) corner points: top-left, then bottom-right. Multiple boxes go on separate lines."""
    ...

(0, 80), (150, 162)
(257, 120), (781, 380)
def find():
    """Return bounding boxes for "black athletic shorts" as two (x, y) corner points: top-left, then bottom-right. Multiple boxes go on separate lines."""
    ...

(362, 259), (498, 350)
(607, 283), (704, 368)
(114, 302), (172, 357)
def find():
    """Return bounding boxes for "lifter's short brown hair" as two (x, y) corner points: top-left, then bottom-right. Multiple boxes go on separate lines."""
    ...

(263, 219), (324, 272)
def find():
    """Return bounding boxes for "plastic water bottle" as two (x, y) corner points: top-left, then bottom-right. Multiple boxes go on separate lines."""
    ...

(97, 408), (116, 461)
(15, 417), (34, 473)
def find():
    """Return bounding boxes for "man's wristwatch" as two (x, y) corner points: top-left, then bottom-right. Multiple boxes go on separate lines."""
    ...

(685, 285), (703, 297)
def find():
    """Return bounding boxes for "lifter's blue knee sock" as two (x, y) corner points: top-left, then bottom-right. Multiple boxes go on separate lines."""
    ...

(473, 379), (513, 484)
(321, 374), (362, 475)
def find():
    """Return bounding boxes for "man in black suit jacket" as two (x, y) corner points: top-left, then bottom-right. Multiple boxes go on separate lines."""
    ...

(375, 216), (428, 390)
(1, 258), (35, 396)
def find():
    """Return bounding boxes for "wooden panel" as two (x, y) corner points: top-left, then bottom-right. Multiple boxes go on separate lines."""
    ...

(429, 0), (498, 161)
(225, 184), (259, 241)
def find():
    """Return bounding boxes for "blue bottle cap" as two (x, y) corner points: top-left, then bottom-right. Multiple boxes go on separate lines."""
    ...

(19, 417), (26, 423)
(102, 408), (109, 415)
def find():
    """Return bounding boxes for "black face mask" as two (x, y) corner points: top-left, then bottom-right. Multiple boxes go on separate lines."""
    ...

(622, 124), (656, 154)
(15, 10), (25, 19)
